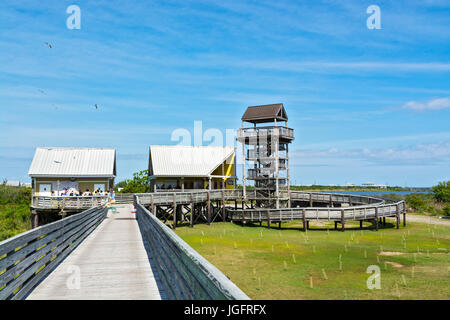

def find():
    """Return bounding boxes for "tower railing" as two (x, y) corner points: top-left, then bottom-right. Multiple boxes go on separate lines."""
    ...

(237, 126), (294, 140)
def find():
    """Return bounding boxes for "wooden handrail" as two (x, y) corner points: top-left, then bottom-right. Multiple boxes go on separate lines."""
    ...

(0, 207), (107, 300)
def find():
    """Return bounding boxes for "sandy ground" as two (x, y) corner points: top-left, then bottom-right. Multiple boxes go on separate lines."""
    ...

(406, 214), (450, 227)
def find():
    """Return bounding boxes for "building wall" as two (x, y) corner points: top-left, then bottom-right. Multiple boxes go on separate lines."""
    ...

(33, 177), (113, 195)
(149, 152), (237, 190)
(210, 153), (236, 189)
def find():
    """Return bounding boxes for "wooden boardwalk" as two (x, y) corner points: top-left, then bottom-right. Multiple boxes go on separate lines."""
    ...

(26, 205), (164, 300)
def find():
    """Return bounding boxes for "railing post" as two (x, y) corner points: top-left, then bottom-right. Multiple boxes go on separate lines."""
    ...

(151, 194), (155, 216)
(309, 193), (313, 207)
(341, 209), (345, 232)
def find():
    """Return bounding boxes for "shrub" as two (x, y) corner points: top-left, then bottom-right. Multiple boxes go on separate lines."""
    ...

(432, 181), (450, 203)
(405, 194), (428, 211)
(0, 204), (30, 241)
(0, 185), (31, 205)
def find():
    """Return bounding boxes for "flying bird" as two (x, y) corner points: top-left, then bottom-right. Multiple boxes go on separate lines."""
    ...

(94, 104), (99, 109)
(38, 89), (46, 95)
(45, 42), (52, 48)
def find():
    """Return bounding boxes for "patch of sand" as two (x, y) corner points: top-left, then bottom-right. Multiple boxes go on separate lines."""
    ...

(379, 251), (405, 256)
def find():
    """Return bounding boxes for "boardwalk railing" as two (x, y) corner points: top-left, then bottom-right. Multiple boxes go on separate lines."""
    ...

(136, 190), (405, 231)
(135, 197), (250, 300)
(0, 206), (107, 300)
(31, 196), (109, 210)
(136, 190), (386, 207)
(114, 193), (135, 204)
(136, 189), (244, 206)
(229, 201), (405, 222)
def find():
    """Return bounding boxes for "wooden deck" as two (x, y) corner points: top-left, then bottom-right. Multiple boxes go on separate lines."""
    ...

(26, 205), (164, 300)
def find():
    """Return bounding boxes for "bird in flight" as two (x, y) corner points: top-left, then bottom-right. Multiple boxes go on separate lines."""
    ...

(95, 104), (99, 109)
(38, 89), (46, 95)
(45, 42), (52, 48)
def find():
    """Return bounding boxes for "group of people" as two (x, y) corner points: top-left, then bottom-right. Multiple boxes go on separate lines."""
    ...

(52, 188), (115, 199)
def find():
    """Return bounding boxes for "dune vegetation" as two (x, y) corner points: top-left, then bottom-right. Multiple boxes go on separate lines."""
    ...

(0, 185), (31, 242)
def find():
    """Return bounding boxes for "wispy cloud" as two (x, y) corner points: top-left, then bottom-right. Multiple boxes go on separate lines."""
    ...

(292, 140), (450, 166)
(401, 97), (450, 111)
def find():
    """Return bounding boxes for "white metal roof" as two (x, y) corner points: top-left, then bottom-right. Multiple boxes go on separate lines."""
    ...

(28, 148), (116, 178)
(149, 145), (235, 177)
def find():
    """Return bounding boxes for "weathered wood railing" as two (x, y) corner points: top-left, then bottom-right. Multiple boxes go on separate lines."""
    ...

(0, 206), (107, 300)
(114, 193), (135, 204)
(229, 201), (405, 222)
(31, 196), (109, 210)
(136, 190), (386, 207)
(135, 197), (250, 300)
(136, 190), (405, 231)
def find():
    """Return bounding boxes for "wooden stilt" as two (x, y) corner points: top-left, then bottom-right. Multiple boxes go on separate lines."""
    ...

(396, 204), (400, 229)
(360, 220), (363, 229)
(341, 209), (345, 232)
(403, 207), (406, 227)
(302, 209), (307, 232)
(190, 193), (194, 228)
(375, 207), (379, 231)
(207, 191), (211, 225)
(30, 209), (38, 229)
(222, 190), (226, 222)
(173, 194), (177, 229)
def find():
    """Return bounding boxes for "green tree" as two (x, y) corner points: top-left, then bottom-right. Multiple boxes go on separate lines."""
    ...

(115, 170), (151, 193)
(432, 181), (450, 203)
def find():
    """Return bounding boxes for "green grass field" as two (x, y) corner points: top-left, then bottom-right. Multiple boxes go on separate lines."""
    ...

(175, 219), (450, 300)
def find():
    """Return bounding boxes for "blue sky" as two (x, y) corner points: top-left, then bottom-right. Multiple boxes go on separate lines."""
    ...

(0, 0), (449, 187)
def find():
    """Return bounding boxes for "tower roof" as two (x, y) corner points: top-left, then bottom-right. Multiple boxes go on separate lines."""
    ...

(241, 103), (288, 124)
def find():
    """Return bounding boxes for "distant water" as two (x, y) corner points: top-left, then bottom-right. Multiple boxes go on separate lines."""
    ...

(328, 191), (429, 196)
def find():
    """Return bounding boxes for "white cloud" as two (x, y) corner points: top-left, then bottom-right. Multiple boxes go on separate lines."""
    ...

(401, 97), (450, 111)
(292, 140), (450, 166)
